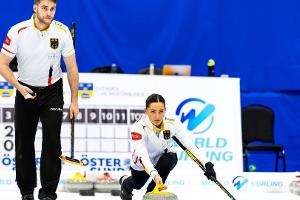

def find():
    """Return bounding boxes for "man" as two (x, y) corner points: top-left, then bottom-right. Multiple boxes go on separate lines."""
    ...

(0, 0), (79, 199)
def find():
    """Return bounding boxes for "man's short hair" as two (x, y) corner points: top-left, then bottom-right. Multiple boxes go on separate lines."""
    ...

(34, 0), (57, 4)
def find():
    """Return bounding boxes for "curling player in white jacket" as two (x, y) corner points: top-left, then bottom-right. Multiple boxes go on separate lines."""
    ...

(119, 94), (216, 200)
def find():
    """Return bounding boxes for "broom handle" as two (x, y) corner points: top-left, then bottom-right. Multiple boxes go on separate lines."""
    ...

(71, 22), (76, 48)
(71, 118), (74, 158)
(172, 136), (237, 200)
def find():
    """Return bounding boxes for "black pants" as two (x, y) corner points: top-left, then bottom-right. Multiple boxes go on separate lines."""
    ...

(123, 152), (178, 193)
(15, 79), (64, 199)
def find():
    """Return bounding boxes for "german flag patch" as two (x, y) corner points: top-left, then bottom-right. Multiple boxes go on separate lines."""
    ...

(131, 132), (142, 140)
(4, 36), (11, 46)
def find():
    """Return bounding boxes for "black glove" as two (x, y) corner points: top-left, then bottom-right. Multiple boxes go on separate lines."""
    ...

(204, 162), (216, 181)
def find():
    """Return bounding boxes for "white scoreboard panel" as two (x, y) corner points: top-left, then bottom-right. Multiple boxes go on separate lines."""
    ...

(0, 73), (243, 173)
(0, 106), (144, 152)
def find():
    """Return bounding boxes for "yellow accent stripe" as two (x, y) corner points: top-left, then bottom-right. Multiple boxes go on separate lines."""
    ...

(67, 48), (75, 54)
(56, 26), (67, 33)
(165, 121), (174, 125)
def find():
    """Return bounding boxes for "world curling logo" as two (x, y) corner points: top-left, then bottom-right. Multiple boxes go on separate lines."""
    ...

(175, 98), (215, 134)
(232, 176), (248, 191)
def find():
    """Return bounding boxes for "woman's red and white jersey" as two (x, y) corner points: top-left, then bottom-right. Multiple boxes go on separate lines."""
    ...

(130, 114), (208, 179)
(1, 15), (74, 86)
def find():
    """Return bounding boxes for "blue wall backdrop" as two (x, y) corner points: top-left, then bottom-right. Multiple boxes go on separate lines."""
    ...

(1, 0), (299, 171)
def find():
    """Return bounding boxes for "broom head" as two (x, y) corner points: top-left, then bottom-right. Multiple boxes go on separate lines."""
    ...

(60, 155), (83, 166)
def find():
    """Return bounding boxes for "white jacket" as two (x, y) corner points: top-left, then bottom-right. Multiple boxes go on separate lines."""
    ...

(1, 15), (74, 86)
(130, 114), (209, 180)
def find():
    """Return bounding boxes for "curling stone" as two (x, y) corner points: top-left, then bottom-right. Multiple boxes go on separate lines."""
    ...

(289, 175), (300, 196)
(94, 172), (120, 193)
(143, 184), (178, 200)
(63, 172), (94, 192)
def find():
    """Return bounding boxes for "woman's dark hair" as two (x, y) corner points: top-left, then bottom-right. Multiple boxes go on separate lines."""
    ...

(145, 94), (165, 108)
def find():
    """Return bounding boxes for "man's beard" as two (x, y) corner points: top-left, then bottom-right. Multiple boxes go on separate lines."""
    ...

(36, 11), (53, 26)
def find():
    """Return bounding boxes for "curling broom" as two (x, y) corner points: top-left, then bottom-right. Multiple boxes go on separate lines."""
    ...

(172, 136), (236, 200)
(60, 118), (83, 166)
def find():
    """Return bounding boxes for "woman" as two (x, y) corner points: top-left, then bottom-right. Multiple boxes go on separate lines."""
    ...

(119, 94), (216, 200)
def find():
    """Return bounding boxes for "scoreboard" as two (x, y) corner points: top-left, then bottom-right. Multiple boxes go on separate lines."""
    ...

(0, 73), (243, 173)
